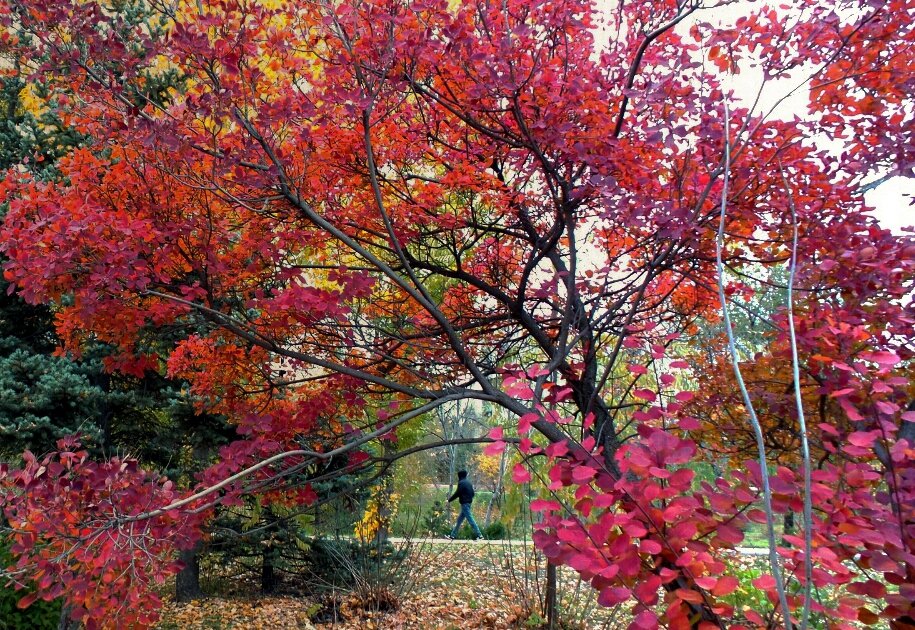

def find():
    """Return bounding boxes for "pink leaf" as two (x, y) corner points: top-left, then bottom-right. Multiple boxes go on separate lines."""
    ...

(512, 463), (532, 483)
(518, 412), (539, 433)
(859, 351), (900, 366)
(848, 431), (877, 447)
(597, 586), (630, 607)
(640, 539), (662, 554)
(629, 611), (658, 630)
(633, 389), (657, 402)
(752, 574), (776, 590)
(838, 397), (864, 421)
(572, 466), (597, 483)
(530, 499), (562, 512)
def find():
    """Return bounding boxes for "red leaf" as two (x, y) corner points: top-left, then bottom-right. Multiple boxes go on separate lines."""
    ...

(712, 576), (739, 596)
(630, 611), (658, 630)
(694, 576), (717, 590)
(17, 592), (38, 609)
(752, 574), (776, 590)
(859, 351), (900, 366)
(512, 463), (532, 483)
(597, 586), (630, 607)
(847, 580), (886, 598)
(675, 588), (704, 603)
(572, 465), (597, 483)
(633, 389), (657, 402)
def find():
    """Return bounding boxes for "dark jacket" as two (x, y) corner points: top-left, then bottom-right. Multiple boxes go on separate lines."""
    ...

(448, 478), (475, 504)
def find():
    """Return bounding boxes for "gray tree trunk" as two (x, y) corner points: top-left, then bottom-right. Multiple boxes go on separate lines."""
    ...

(175, 543), (204, 603)
(261, 545), (278, 595)
(58, 605), (81, 630)
(544, 561), (557, 630)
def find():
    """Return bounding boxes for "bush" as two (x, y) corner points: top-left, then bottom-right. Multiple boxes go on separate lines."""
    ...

(0, 538), (62, 630)
(302, 537), (408, 595)
(418, 500), (449, 537)
(448, 513), (506, 539)
(475, 490), (494, 506)
(483, 521), (507, 540)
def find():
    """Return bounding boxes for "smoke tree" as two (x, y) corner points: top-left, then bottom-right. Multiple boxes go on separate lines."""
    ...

(0, 0), (913, 627)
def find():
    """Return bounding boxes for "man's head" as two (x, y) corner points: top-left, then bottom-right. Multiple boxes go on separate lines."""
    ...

(457, 469), (468, 479)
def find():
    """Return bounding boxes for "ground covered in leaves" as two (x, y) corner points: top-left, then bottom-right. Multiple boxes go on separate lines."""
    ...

(155, 540), (628, 629)
(154, 541), (775, 629)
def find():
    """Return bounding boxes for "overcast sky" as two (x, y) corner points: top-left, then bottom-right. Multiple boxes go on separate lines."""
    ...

(594, 1), (914, 235)
(866, 181), (914, 234)
(726, 56), (914, 236)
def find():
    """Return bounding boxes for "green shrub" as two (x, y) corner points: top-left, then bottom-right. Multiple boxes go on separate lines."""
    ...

(483, 521), (507, 540)
(474, 490), (493, 505)
(418, 500), (449, 537)
(302, 537), (407, 591)
(0, 538), (62, 630)
(718, 561), (770, 617)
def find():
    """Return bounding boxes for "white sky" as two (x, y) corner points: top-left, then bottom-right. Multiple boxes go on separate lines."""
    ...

(726, 60), (914, 236)
(593, 0), (915, 235)
(866, 180), (915, 234)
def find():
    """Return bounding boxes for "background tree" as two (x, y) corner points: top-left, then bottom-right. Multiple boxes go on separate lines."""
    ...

(0, 21), (236, 612)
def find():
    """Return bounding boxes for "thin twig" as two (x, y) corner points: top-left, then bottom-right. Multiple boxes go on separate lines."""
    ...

(715, 99), (793, 630)
(118, 395), (466, 522)
(780, 164), (813, 630)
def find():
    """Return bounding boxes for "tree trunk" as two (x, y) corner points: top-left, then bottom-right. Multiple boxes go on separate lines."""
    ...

(175, 544), (204, 603)
(447, 443), (456, 497)
(261, 546), (278, 595)
(372, 446), (396, 544)
(58, 605), (81, 630)
(544, 561), (558, 630)
(782, 511), (796, 546)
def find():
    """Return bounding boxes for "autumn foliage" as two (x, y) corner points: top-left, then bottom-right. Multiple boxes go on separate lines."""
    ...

(0, 0), (913, 627)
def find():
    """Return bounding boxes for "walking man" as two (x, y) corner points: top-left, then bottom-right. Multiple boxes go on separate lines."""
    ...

(446, 469), (484, 540)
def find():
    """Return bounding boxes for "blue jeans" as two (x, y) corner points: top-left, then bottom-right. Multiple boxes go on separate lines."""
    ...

(450, 502), (482, 538)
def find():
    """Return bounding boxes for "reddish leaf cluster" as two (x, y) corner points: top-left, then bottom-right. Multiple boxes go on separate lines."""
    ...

(0, 439), (201, 628)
